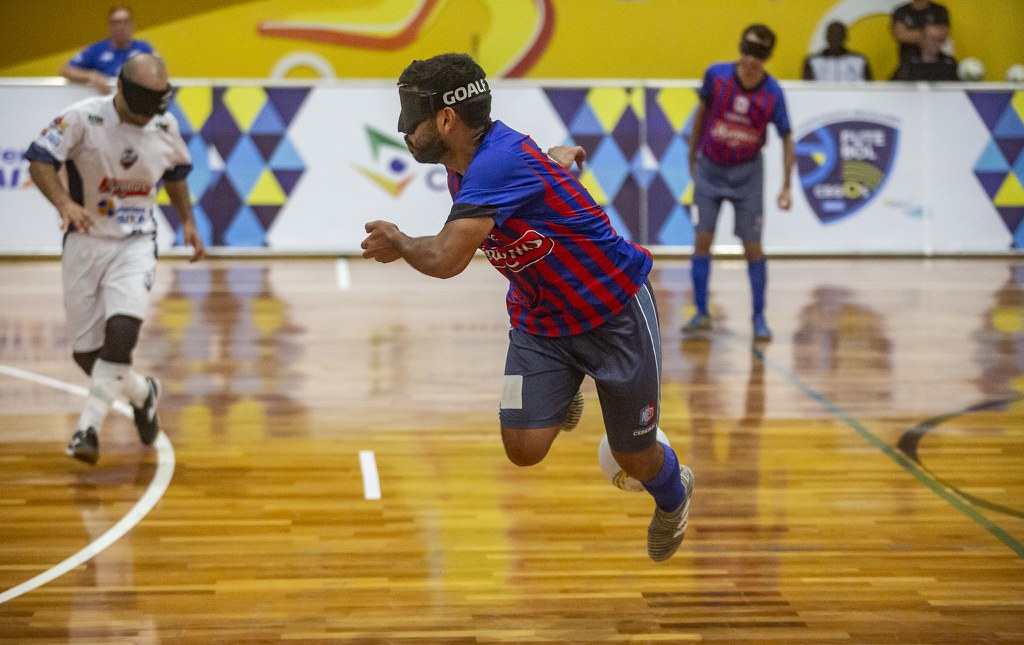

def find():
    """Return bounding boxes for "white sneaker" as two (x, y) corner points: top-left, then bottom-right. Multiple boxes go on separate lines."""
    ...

(647, 465), (694, 562)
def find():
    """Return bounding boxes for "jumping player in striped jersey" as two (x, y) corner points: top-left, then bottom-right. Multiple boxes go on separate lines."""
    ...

(683, 24), (795, 342)
(361, 53), (694, 562)
(27, 53), (205, 465)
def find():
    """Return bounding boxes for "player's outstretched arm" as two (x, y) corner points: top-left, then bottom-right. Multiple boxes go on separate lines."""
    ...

(362, 215), (494, 279)
(777, 134), (795, 211)
(165, 179), (206, 262)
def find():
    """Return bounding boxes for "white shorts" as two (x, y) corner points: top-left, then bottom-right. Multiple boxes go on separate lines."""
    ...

(62, 232), (157, 353)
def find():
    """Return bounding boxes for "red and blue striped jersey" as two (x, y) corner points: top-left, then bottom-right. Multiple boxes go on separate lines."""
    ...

(446, 121), (652, 337)
(697, 62), (791, 165)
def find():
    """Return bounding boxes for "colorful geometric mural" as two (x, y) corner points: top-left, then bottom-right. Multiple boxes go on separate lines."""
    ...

(969, 91), (1024, 249)
(544, 86), (699, 245)
(158, 86), (310, 247)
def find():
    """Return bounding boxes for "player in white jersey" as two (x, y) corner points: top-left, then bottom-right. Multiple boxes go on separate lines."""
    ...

(27, 53), (205, 465)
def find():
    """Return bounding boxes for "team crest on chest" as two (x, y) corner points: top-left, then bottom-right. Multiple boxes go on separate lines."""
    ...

(121, 147), (138, 169)
(733, 94), (750, 115)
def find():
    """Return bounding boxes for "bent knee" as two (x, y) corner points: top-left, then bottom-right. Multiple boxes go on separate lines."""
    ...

(501, 426), (557, 467)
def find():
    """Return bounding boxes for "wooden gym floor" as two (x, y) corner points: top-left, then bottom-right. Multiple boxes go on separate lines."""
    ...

(0, 256), (1022, 643)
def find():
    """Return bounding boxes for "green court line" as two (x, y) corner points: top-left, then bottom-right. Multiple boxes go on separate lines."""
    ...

(743, 340), (1024, 558)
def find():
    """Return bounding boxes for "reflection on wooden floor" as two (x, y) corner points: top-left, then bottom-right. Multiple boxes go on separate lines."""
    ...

(1, 257), (1023, 643)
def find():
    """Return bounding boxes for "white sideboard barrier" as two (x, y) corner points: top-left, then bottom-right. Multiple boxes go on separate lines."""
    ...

(1, 79), (1021, 256)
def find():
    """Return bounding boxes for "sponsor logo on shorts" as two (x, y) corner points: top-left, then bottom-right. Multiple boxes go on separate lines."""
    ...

(483, 230), (554, 272)
(639, 402), (655, 425)
(632, 424), (656, 437)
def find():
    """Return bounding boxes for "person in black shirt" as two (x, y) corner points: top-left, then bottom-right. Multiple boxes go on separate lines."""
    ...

(891, 0), (951, 64)
(803, 21), (872, 81)
(891, 23), (958, 81)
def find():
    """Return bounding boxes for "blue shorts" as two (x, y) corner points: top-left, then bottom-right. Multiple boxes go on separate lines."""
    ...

(692, 154), (764, 242)
(499, 282), (662, 453)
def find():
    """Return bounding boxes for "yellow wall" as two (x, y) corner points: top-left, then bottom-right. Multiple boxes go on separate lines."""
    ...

(1, 0), (1022, 81)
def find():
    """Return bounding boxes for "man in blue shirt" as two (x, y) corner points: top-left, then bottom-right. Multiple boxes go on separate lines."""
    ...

(362, 53), (694, 562)
(61, 6), (155, 94)
(683, 24), (795, 342)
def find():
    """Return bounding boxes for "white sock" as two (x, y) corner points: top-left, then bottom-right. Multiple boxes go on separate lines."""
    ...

(76, 359), (127, 432)
(124, 369), (150, 407)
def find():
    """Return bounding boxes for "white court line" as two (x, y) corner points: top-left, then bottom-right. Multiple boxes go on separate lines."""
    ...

(0, 364), (176, 605)
(359, 450), (381, 500)
(335, 258), (351, 290)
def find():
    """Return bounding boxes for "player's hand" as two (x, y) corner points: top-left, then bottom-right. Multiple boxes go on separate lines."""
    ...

(182, 221), (206, 262)
(362, 220), (403, 263)
(777, 186), (792, 211)
(547, 145), (586, 171)
(58, 202), (94, 234)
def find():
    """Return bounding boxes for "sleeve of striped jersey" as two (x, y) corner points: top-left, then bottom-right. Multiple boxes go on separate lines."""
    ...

(771, 83), (792, 137)
(698, 66), (714, 104)
(450, 149), (540, 226)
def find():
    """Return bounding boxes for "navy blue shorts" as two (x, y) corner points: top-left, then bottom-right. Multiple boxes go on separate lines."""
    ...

(692, 154), (764, 242)
(499, 282), (662, 453)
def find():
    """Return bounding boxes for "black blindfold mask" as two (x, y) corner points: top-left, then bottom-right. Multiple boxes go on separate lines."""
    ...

(119, 71), (176, 117)
(740, 39), (772, 60)
(397, 77), (491, 134)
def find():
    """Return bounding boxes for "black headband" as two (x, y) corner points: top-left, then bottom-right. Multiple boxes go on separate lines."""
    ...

(397, 78), (490, 134)
(740, 39), (772, 60)
(119, 70), (175, 118)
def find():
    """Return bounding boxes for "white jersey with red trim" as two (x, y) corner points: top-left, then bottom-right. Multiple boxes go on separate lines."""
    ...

(31, 94), (190, 239)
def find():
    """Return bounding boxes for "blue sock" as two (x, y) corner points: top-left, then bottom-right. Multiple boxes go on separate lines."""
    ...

(642, 444), (686, 512)
(747, 258), (767, 317)
(691, 255), (711, 315)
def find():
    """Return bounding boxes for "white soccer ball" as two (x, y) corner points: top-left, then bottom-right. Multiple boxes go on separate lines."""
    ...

(958, 57), (985, 81)
(1006, 64), (1024, 84)
(598, 428), (671, 492)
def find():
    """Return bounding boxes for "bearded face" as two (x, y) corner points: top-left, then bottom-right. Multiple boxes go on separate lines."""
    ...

(405, 117), (450, 165)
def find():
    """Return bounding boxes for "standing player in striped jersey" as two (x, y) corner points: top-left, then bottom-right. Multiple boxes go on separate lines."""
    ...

(27, 53), (205, 465)
(361, 53), (694, 562)
(682, 24), (795, 342)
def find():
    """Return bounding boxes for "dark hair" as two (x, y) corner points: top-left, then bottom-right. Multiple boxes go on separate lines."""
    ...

(398, 53), (492, 128)
(743, 24), (777, 50)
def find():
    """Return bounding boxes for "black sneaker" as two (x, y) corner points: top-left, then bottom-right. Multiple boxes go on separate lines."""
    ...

(133, 376), (161, 445)
(66, 427), (99, 465)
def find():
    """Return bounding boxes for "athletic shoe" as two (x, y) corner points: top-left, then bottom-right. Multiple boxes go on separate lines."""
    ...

(559, 388), (585, 432)
(133, 376), (161, 445)
(752, 314), (772, 342)
(681, 312), (712, 335)
(647, 465), (694, 562)
(66, 427), (99, 465)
